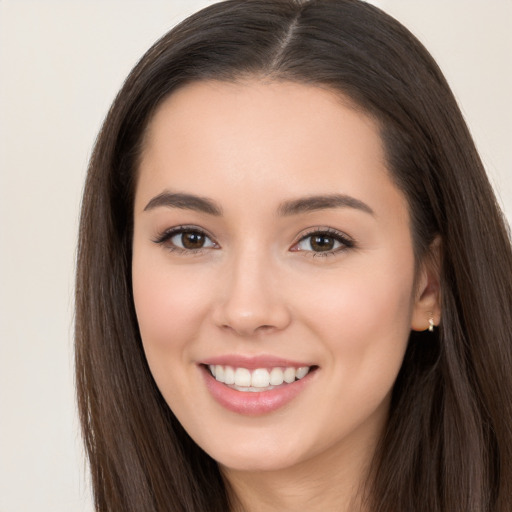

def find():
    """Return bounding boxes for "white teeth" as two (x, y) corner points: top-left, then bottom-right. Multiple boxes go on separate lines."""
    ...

(296, 366), (309, 379)
(269, 367), (284, 386)
(283, 367), (296, 383)
(224, 366), (235, 385)
(234, 367), (251, 387)
(214, 365), (224, 382)
(208, 365), (311, 389)
(251, 368), (270, 388)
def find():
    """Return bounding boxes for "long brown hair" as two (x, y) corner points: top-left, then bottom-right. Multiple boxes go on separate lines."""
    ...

(75, 1), (512, 510)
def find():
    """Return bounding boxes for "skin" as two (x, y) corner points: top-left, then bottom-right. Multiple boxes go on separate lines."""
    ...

(132, 80), (440, 512)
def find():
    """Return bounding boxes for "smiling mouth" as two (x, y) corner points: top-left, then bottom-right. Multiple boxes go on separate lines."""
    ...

(206, 364), (316, 392)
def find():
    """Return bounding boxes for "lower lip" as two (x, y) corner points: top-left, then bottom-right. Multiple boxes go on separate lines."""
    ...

(201, 365), (316, 416)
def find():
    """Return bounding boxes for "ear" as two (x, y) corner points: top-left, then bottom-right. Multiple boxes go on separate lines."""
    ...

(411, 237), (442, 332)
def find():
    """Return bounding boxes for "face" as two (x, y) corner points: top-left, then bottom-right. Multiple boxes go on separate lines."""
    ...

(132, 80), (432, 475)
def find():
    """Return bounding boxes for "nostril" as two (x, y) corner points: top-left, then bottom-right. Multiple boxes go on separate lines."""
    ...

(219, 322), (276, 336)
(212, 289), (292, 336)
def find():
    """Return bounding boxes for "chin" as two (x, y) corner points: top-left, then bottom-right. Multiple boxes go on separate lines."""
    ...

(199, 427), (317, 474)
(216, 451), (301, 473)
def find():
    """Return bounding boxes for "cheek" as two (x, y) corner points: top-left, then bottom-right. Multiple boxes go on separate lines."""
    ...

(300, 253), (415, 371)
(297, 258), (415, 436)
(131, 253), (212, 359)
(131, 253), (218, 418)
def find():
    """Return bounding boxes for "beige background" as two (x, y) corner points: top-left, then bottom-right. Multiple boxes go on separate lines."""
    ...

(0, 1), (510, 510)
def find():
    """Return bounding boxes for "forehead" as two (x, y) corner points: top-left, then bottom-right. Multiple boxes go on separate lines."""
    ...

(136, 79), (406, 223)
(142, 79), (379, 160)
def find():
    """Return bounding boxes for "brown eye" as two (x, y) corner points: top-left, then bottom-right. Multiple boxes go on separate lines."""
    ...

(155, 227), (217, 252)
(180, 231), (206, 249)
(310, 235), (336, 252)
(293, 229), (353, 255)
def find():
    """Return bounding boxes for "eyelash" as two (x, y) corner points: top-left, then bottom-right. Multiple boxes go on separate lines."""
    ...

(153, 225), (218, 255)
(153, 225), (355, 257)
(291, 227), (355, 257)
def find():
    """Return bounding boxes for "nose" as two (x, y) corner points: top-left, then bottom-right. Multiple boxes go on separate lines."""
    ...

(212, 250), (292, 337)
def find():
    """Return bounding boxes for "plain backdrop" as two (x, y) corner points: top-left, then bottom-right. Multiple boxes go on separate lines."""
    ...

(0, 1), (510, 511)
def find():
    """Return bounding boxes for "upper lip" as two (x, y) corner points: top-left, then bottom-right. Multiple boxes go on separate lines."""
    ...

(200, 354), (314, 370)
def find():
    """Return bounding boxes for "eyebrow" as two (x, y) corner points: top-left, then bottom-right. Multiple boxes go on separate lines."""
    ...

(143, 191), (374, 217)
(144, 192), (223, 216)
(277, 194), (374, 216)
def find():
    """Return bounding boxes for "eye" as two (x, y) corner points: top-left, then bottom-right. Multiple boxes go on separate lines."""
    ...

(171, 230), (215, 250)
(291, 228), (354, 255)
(153, 226), (218, 253)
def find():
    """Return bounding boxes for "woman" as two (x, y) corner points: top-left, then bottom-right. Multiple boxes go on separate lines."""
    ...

(75, 0), (512, 510)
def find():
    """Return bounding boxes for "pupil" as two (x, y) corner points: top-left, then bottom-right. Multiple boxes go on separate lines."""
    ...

(182, 232), (205, 249)
(311, 235), (334, 251)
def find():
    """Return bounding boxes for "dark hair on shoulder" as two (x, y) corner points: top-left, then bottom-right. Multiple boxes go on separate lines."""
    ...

(75, 1), (512, 510)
